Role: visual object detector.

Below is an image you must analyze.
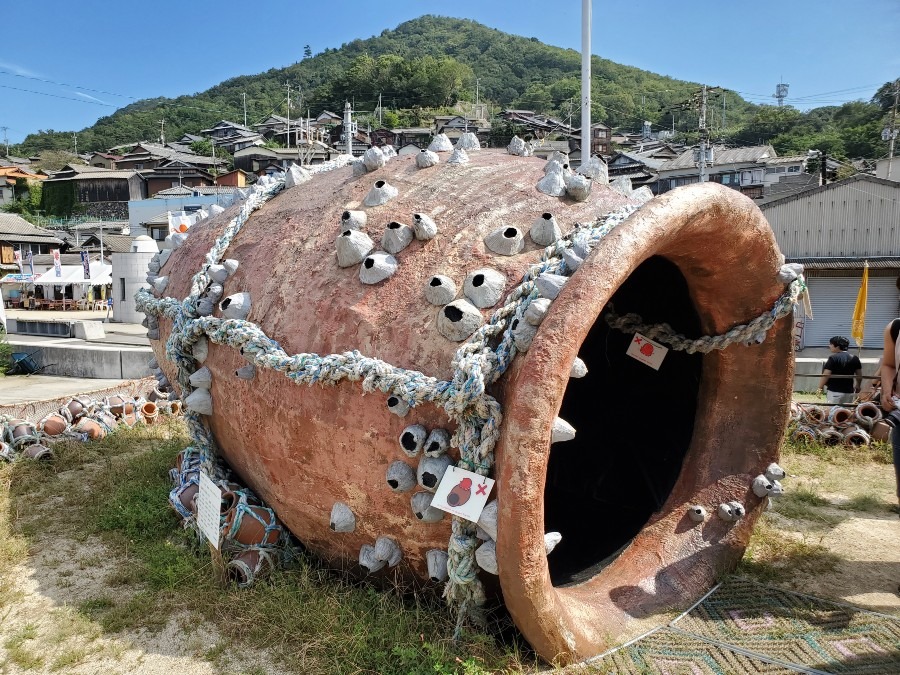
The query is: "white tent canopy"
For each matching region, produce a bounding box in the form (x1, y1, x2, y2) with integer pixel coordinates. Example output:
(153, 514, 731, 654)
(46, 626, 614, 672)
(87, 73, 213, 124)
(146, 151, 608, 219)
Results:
(33, 262, 112, 286)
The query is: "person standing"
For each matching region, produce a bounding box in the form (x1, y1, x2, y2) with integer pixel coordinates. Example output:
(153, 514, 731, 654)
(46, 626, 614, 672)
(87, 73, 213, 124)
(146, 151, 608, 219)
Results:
(817, 336, 862, 404)
(879, 315, 900, 515)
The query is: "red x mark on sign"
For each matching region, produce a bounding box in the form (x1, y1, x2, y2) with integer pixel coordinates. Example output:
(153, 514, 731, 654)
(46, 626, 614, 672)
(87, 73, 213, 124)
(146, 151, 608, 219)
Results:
(633, 336, 643, 344)
(476, 483, 487, 496)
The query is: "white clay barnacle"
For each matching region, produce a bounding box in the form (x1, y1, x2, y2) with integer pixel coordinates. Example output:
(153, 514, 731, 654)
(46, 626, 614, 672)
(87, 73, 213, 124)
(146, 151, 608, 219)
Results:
(425, 275, 457, 305)
(535, 273, 568, 300)
(544, 532, 562, 555)
(220, 292, 251, 320)
(507, 135, 527, 156)
(417, 454, 453, 492)
(381, 221, 414, 255)
(563, 248, 585, 272)
(341, 210, 367, 231)
(765, 463, 786, 481)
(530, 213, 562, 246)
(362, 146, 386, 172)
(577, 155, 608, 182)
(511, 315, 537, 351)
(477, 500, 498, 541)
(427, 133, 453, 152)
(336, 229, 375, 267)
(184, 389, 213, 416)
(437, 299, 483, 341)
(729, 501, 746, 518)
(285, 164, 311, 188)
(158, 250, 171, 268)
(564, 173, 592, 201)
(538, 169, 566, 197)
(205, 283, 223, 303)
(374, 536, 402, 567)
(475, 540, 498, 575)
(399, 424, 427, 457)
(386, 461, 417, 492)
(387, 396, 410, 417)
(426, 549, 449, 582)
(551, 417, 576, 443)
(423, 429, 450, 457)
(525, 298, 551, 326)
(222, 259, 239, 276)
(329, 502, 356, 532)
(416, 149, 440, 168)
(412, 213, 438, 240)
(235, 364, 256, 380)
(358, 544, 385, 573)
(455, 132, 481, 150)
(688, 505, 707, 522)
(193, 336, 209, 363)
(359, 252, 398, 284)
(447, 147, 469, 165)
(153, 276, 169, 294)
(463, 268, 506, 308)
(570, 357, 588, 378)
(188, 366, 212, 389)
(363, 180, 398, 207)
(610, 175, 633, 196)
(484, 226, 524, 256)
(411, 491, 444, 523)
(208, 264, 227, 283)
(147, 328, 160, 340)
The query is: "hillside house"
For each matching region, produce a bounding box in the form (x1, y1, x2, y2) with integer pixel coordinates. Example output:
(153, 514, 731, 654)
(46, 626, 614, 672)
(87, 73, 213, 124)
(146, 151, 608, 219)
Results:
(115, 143, 225, 172)
(145, 160, 216, 196)
(88, 152, 124, 169)
(41, 165, 148, 218)
(233, 144, 335, 173)
(761, 174, 900, 349)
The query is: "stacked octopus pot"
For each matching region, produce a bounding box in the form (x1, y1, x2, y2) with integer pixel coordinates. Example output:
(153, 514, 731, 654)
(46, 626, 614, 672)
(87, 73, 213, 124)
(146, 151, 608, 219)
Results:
(150, 151, 793, 664)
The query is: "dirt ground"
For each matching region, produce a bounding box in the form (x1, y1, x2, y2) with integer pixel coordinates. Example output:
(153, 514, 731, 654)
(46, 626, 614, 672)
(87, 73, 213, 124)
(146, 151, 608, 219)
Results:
(0, 440, 897, 674)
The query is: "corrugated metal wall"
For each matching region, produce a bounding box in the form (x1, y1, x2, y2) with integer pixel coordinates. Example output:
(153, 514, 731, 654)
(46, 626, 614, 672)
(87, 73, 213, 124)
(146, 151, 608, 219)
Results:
(763, 178, 900, 257)
(802, 276, 899, 349)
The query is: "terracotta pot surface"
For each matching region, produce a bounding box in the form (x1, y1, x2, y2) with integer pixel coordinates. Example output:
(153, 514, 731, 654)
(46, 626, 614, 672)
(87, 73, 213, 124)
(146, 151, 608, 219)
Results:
(74, 418, 105, 440)
(39, 414, 69, 437)
(152, 152, 791, 663)
(23, 444, 54, 461)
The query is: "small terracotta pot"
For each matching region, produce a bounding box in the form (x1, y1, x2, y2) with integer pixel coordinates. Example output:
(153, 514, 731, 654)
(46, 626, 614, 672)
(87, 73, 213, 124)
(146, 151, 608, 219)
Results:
(224, 504, 282, 546)
(8, 420, 38, 448)
(175, 473, 200, 513)
(39, 414, 69, 437)
(106, 396, 136, 418)
(63, 396, 94, 422)
(227, 547, 274, 588)
(169, 400, 182, 416)
(74, 417, 105, 440)
(0, 442, 13, 461)
(141, 401, 159, 424)
(23, 444, 54, 461)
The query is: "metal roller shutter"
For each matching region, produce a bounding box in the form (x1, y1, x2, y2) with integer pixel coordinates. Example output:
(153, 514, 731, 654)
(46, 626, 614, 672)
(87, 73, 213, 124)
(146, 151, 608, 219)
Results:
(803, 276, 900, 349)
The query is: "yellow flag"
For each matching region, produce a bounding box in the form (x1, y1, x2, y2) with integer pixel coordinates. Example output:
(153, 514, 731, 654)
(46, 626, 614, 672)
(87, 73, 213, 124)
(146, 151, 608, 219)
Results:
(851, 261, 868, 347)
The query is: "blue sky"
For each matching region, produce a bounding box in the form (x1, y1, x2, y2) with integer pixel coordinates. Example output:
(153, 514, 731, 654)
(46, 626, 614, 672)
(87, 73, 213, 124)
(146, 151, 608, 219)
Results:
(2, 0, 898, 146)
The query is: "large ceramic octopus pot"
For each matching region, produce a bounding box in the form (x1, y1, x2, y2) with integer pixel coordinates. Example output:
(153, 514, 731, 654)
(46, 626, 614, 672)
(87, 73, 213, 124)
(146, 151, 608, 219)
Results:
(152, 150, 793, 664)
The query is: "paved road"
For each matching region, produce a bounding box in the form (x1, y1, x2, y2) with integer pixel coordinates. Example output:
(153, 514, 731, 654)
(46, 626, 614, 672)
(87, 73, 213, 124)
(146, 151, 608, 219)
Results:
(0, 374, 128, 405)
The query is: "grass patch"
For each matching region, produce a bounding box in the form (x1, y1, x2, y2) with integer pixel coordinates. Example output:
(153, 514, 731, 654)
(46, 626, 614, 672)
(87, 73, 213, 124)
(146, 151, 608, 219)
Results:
(3, 419, 528, 674)
(3, 624, 44, 670)
(738, 517, 841, 584)
(769, 486, 844, 527)
(839, 493, 888, 513)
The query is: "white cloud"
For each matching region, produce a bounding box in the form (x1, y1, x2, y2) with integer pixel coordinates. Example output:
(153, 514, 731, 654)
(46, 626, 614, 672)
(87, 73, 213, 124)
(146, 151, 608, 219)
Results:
(75, 91, 109, 105)
(0, 61, 39, 77)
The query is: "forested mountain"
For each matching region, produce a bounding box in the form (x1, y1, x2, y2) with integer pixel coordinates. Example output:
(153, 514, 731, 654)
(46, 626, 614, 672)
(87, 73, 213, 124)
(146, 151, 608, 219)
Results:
(9, 16, 897, 163)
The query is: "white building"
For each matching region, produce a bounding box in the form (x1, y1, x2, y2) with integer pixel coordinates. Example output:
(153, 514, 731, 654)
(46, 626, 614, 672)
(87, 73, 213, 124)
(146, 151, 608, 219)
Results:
(111, 235, 158, 324)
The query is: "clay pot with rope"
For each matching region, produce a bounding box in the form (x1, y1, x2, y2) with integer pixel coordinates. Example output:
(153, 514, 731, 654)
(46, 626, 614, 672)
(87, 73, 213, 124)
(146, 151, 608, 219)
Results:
(141, 401, 159, 425)
(150, 153, 793, 663)
(38, 413, 69, 438)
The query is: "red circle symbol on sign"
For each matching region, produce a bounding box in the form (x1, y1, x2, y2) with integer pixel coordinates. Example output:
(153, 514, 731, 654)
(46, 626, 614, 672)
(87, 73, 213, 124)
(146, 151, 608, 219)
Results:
(640, 343, 654, 357)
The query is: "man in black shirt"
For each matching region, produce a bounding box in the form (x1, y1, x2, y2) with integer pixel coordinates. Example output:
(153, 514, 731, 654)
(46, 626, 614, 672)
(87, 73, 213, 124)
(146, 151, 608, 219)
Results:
(817, 335, 862, 404)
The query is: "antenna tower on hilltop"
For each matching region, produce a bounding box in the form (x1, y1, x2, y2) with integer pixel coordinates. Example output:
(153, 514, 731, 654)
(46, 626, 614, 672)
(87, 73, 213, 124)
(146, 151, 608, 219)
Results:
(773, 81, 789, 107)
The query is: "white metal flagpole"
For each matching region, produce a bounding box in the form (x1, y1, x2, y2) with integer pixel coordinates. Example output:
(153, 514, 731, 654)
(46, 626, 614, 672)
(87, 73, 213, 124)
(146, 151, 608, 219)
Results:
(581, 0, 592, 167)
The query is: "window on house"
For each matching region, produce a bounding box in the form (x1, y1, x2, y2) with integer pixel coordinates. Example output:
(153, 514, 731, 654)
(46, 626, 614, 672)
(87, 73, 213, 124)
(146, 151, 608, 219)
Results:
(776, 167, 786, 174)
(788, 165, 800, 173)
(721, 174, 731, 184)
(120, 277, 126, 301)
(151, 228, 166, 241)
(135, 163, 144, 169)
(765, 168, 777, 174)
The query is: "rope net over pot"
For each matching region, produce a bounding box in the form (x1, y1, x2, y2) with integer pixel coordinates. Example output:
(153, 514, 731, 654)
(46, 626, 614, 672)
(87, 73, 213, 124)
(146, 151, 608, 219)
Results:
(143, 151, 795, 664)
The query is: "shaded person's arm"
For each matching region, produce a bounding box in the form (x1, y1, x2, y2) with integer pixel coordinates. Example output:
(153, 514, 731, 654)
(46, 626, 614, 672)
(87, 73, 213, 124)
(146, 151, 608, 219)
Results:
(881, 323, 897, 410)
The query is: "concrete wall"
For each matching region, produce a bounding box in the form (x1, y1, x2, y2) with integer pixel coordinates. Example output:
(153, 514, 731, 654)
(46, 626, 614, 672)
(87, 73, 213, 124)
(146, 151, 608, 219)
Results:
(8, 338, 152, 379)
(111, 251, 155, 323)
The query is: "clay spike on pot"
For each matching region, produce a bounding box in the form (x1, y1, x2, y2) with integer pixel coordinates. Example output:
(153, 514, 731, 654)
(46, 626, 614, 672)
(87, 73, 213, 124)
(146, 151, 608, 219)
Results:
(475, 540, 498, 575)
(569, 357, 588, 378)
(550, 417, 576, 444)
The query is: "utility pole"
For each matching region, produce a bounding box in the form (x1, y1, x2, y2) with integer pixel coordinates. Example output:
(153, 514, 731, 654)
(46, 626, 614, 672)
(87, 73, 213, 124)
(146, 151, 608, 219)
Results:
(476, 77, 480, 108)
(286, 83, 291, 148)
(243, 92, 247, 128)
(344, 101, 354, 156)
(821, 152, 828, 186)
(722, 92, 726, 137)
(0, 126, 8, 157)
(159, 118, 166, 146)
(378, 93, 382, 126)
(883, 80, 899, 180)
(698, 85, 710, 182)
(580, 0, 591, 167)
(73, 133, 78, 156)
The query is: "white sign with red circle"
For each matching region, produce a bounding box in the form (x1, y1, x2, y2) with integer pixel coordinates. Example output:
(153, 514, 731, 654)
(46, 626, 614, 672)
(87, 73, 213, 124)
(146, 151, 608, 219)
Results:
(431, 466, 495, 524)
(626, 332, 669, 370)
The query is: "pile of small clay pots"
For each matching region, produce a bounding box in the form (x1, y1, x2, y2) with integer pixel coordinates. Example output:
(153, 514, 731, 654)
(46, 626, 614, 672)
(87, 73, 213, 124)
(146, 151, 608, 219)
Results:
(788, 400, 889, 447)
(0, 386, 182, 464)
(168, 446, 285, 588)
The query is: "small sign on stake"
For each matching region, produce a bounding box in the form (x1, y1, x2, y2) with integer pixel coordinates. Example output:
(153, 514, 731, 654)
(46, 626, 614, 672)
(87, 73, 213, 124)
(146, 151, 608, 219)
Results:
(196, 472, 222, 550)
(626, 332, 668, 370)
(431, 465, 495, 523)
